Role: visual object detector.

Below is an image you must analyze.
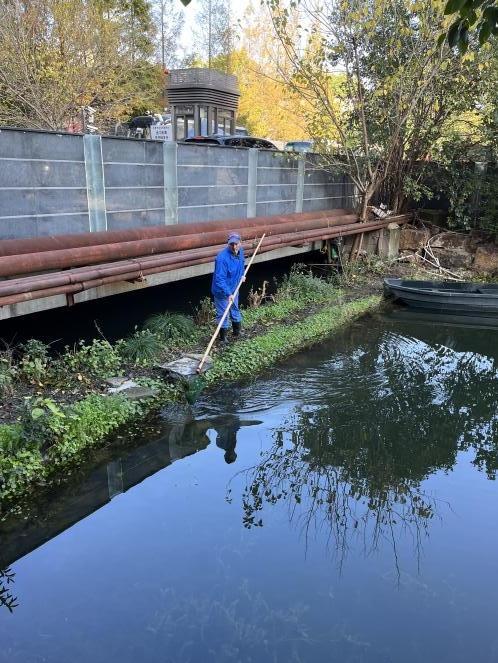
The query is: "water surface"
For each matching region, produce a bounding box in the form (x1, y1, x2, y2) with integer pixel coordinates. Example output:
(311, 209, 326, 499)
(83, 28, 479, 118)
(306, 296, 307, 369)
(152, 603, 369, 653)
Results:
(1, 310, 497, 662)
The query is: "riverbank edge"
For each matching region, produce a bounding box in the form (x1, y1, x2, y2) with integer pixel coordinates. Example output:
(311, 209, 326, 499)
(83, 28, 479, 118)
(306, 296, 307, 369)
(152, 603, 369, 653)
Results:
(0, 293, 381, 513)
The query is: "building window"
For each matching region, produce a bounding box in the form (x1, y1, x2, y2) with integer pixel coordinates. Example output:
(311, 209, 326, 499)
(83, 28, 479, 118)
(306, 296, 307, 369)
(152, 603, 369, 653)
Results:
(176, 116, 185, 140)
(217, 110, 233, 136)
(199, 106, 208, 135)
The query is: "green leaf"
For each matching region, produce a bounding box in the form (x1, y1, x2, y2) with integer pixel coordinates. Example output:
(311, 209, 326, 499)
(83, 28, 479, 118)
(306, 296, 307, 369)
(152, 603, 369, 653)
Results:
(459, 0, 474, 17)
(31, 408, 45, 420)
(458, 25, 470, 53)
(479, 20, 492, 44)
(482, 6, 498, 22)
(448, 19, 463, 46)
(444, 0, 468, 15)
(437, 32, 447, 47)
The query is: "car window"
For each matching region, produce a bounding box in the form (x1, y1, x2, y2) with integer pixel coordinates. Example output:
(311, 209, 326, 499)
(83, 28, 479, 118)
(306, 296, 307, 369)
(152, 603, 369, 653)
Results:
(224, 138, 243, 147)
(256, 139, 276, 150)
(184, 137, 220, 145)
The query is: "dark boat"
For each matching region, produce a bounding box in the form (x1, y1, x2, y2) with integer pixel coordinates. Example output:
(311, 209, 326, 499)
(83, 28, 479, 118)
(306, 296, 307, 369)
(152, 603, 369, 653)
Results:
(383, 278, 498, 316)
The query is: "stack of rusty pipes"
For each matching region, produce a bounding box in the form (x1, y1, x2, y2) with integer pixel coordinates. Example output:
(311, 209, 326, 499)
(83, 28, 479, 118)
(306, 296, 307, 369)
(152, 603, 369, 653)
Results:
(0, 210, 410, 308)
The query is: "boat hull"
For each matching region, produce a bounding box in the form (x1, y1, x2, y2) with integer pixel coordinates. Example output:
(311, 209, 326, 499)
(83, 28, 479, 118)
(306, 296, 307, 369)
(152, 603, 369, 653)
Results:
(383, 278, 498, 316)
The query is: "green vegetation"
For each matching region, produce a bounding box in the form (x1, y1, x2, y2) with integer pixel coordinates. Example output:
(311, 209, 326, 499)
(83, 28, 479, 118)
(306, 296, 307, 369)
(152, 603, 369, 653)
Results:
(0, 270, 381, 512)
(144, 312, 196, 341)
(206, 296, 380, 385)
(0, 394, 148, 504)
(63, 339, 123, 380)
(118, 329, 164, 366)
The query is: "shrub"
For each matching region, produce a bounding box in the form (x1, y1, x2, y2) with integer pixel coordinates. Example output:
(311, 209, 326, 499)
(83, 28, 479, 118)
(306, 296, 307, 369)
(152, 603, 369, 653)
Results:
(19, 396, 66, 449)
(144, 312, 195, 341)
(48, 393, 139, 465)
(19, 339, 50, 384)
(194, 297, 215, 326)
(276, 264, 333, 302)
(0, 350, 16, 398)
(247, 281, 273, 309)
(63, 339, 122, 379)
(118, 329, 163, 365)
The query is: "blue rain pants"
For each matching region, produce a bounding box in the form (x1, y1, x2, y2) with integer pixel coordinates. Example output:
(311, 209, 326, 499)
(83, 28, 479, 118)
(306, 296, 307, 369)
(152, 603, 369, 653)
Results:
(214, 293, 242, 329)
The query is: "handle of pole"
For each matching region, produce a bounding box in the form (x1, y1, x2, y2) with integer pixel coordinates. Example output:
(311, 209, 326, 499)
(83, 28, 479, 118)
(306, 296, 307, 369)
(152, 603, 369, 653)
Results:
(197, 234, 266, 373)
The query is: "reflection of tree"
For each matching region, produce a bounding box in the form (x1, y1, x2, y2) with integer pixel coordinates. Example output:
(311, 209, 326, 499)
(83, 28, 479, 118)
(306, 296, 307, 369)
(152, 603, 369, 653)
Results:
(0, 567, 18, 612)
(235, 324, 498, 570)
(238, 431, 439, 573)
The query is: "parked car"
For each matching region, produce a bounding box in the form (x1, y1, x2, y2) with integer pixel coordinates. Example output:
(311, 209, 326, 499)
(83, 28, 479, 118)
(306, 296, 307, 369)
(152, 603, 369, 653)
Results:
(184, 135, 277, 149)
(284, 140, 314, 153)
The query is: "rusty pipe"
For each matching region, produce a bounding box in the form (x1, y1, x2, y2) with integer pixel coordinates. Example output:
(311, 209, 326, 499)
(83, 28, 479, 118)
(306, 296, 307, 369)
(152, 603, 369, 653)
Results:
(0, 216, 410, 307)
(0, 214, 376, 296)
(0, 216, 409, 298)
(0, 209, 353, 257)
(0, 215, 359, 278)
(0, 245, 227, 297)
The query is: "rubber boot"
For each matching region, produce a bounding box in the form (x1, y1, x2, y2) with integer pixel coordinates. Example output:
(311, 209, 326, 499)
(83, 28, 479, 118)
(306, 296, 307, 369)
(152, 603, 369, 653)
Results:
(232, 321, 241, 338)
(218, 327, 229, 345)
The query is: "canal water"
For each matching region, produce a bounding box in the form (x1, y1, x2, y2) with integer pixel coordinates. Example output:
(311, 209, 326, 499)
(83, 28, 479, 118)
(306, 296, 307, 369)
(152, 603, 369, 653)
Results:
(1, 309, 497, 663)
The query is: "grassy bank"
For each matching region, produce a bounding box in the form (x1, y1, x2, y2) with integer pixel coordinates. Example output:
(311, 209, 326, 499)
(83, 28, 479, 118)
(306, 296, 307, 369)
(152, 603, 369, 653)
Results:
(0, 268, 380, 511)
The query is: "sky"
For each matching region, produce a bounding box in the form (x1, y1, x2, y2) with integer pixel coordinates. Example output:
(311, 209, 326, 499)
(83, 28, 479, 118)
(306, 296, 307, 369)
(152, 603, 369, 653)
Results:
(178, 0, 253, 53)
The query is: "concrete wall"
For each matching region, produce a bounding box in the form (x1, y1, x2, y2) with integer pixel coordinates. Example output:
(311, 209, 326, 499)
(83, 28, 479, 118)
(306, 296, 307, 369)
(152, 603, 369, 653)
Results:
(0, 127, 358, 239)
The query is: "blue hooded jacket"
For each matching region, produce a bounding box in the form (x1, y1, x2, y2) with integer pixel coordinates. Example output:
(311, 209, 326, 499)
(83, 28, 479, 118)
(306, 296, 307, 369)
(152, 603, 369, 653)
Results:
(211, 246, 245, 298)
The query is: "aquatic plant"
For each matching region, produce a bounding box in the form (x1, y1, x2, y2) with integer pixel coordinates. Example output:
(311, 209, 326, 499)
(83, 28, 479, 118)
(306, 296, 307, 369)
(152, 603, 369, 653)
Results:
(207, 296, 380, 385)
(19, 397, 66, 448)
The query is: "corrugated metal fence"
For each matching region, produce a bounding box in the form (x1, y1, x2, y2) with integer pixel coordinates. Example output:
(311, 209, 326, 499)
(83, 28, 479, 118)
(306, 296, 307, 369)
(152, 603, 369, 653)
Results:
(0, 127, 358, 239)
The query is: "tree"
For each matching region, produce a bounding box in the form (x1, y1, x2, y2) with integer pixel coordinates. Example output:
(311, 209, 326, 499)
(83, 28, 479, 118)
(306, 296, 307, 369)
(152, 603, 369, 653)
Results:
(265, 0, 491, 219)
(442, 0, 498, 51)
(0, 0, 164, 131)
(151, 0, 184, 68)
(193, 0, 234, 70)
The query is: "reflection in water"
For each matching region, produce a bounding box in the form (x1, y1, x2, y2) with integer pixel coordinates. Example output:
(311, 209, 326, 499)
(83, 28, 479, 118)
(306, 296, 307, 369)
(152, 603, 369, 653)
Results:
(0, 568, 17, 613)
(1, 313, 497, 662)
(237, 322, 498, 571)
(215, 415, 240, 464)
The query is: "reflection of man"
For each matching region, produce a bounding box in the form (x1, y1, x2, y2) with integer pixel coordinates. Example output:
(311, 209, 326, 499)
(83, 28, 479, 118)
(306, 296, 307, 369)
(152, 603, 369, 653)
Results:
(215, 415, 240, 464)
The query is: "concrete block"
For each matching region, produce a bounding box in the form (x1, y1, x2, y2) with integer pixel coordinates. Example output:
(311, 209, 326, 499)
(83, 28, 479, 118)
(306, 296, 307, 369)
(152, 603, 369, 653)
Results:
(399, 225, 430, 251)
(387, 223, 401, 258)
(0, 128, 83, 160)
(178, 165, 248, 187)
(257, 167, 297, 185)
(255, 200, 296, 216)
(178, 203, 247, 224)
(101, 137, 146, 164)
(178, 185, 247, 207)
(473, 244, 498, 274)
(256, 184, 297, 203)
(104, 163, 163, 188)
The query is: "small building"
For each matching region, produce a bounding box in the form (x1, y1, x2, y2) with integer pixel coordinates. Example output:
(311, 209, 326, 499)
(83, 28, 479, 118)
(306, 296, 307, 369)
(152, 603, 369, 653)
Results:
(166, 68, 240, 140)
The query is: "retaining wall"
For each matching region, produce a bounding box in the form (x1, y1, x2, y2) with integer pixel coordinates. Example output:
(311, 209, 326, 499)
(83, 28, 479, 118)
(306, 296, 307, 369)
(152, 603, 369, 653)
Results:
(0, 127, 358, 239)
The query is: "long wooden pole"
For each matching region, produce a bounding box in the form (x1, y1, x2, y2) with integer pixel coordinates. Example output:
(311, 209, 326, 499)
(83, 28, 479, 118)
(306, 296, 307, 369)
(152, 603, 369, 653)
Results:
(197, 234, 266, 373)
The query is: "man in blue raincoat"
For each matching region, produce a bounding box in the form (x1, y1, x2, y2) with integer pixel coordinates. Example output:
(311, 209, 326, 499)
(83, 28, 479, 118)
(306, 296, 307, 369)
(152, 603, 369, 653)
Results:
(211, 232, 245, 343)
